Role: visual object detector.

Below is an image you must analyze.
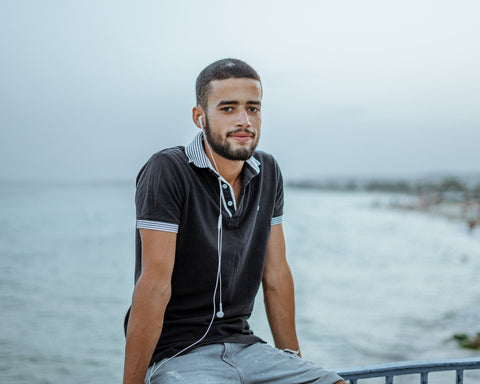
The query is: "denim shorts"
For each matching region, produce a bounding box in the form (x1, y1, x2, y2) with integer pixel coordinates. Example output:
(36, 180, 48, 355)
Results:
(145, 342, 343, 384)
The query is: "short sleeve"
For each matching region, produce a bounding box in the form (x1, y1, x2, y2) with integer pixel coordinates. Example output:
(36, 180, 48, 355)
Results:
(271, 160, 284, 226)
(135, 153, 183, 233)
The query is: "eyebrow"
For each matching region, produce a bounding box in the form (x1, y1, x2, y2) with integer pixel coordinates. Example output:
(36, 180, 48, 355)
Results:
(217, 100, 262, 107)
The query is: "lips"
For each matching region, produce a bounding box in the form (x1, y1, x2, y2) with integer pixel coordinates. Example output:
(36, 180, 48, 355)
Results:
(229, 132, 252, 142)
(227, 129, 255, 143)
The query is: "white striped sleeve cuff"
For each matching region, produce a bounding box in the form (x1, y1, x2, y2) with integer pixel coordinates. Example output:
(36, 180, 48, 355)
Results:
(136, 220, 179, 233)
(271, 216, 283, 226)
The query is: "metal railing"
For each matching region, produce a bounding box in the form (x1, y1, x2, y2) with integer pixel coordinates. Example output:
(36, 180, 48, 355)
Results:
(335, 357, 480, 384)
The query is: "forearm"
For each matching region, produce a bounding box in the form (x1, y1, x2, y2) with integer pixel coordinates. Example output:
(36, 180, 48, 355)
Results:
(263, 265, 300, 354)
(123, 276, 171, 384)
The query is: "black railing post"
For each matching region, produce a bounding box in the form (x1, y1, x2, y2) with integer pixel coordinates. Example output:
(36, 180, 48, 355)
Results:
(456, 369, 464, 384)
(420, 371, 428, 384)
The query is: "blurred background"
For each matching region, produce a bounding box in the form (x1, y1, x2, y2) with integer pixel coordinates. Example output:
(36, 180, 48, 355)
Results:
(1, 1, 479, 383)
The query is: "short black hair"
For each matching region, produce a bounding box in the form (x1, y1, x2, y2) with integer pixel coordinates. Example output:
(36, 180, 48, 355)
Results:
(196, 58, 261, 110)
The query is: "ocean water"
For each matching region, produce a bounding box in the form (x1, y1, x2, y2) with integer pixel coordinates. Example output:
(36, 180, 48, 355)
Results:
(0, 181, 479, 384)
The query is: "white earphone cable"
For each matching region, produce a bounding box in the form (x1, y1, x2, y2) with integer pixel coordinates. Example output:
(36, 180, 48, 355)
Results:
(146, 127, 225, 382)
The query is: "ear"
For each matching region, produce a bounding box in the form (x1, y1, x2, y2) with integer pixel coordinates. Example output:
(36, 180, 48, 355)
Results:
(192, 106, 204, 129)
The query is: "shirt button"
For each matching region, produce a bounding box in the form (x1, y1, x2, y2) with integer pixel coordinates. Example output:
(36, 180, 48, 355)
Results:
(227, 201, 233, 207)
(222, 184, 228, 189)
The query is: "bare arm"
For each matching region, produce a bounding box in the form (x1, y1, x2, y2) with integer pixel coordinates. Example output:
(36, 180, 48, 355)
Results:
(123, 229, 177, 384)
(262, 224, 301, 356)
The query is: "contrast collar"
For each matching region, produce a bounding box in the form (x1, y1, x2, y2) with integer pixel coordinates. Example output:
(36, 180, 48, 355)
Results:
(185, 131, 261, 175)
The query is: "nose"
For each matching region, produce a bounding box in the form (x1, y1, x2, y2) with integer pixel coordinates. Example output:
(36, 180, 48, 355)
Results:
(236, 108, 251, 127)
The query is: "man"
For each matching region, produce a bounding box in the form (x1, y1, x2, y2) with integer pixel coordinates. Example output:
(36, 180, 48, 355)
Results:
(123, 58, 345, 384)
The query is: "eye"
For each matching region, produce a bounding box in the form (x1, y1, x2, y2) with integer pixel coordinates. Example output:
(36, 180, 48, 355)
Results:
(248, 106, 260, 113)
(221, 106, 234, 112)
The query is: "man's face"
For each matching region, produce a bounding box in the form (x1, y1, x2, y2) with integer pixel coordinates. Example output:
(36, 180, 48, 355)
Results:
(203, 78, 262, 161)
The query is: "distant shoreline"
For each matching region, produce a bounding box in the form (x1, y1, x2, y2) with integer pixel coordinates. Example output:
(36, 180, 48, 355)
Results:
(387, 196, 480, 230)
(288, 176, 480, 230)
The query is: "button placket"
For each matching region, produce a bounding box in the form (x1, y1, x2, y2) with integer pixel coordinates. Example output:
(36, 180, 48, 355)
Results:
(220, 182, 236, 216)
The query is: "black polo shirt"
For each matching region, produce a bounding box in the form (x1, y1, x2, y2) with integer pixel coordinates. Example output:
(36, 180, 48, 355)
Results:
(125, 132, 284, 365)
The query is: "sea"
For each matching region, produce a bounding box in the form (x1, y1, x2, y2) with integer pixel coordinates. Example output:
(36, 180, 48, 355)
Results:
(1, 180, 479, 384)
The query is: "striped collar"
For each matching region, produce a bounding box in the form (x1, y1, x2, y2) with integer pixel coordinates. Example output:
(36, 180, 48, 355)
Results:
(185, 131, 261, 175)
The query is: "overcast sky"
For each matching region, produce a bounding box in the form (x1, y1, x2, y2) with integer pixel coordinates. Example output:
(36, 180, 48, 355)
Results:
(1, 0, 479, 182)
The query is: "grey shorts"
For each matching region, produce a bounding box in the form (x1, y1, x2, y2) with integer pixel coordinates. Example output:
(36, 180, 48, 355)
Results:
(145, 342, 343, 384)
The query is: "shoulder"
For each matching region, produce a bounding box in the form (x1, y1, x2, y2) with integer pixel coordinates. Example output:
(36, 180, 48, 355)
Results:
(141, 146, 187, 171)
(148, 146, 187, 166)
(252, 150, 282, 176)
(254, 150, 279, 165)
(136, 146, 187, 184)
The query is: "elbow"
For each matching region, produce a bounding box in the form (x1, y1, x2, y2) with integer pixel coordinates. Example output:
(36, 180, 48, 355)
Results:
(262, 274, 279, 295)
(154, 283, 172, 304)
(134, 272, 172, 305)
(263, 262, 292, 288)
(262, 264, 294, 301)
(262, 272, 284, 299)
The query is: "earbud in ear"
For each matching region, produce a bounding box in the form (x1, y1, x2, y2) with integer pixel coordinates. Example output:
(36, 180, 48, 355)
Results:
(199, 116, 204, 130)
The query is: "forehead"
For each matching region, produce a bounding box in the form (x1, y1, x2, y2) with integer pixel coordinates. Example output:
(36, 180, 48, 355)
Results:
(207, 78, 262, 105)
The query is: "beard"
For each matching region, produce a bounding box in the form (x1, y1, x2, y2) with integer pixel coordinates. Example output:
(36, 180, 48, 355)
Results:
(203, 116, 259, 161)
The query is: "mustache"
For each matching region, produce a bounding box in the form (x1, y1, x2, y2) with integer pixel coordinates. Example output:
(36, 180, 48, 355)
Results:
(227, 128, 257, 137)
